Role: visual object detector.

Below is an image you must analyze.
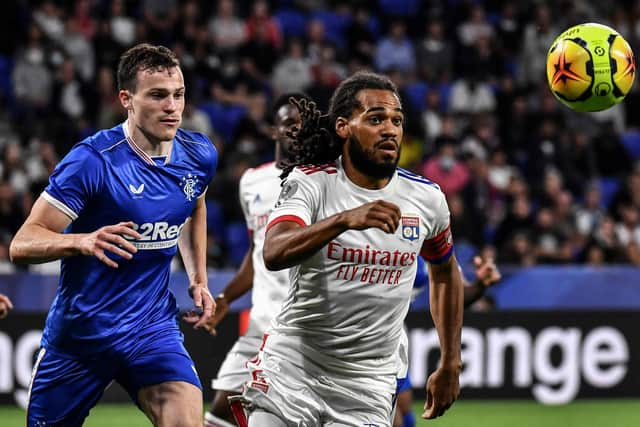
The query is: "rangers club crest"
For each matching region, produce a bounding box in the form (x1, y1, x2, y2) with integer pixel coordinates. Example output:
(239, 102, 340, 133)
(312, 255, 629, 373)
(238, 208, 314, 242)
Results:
(181, 173, 199, 201)
(401, 215, 420, 241)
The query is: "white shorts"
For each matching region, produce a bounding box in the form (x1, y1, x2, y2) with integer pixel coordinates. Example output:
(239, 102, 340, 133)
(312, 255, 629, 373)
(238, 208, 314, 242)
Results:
(211, 327, 263, 392)
(242, 335, 395, 427)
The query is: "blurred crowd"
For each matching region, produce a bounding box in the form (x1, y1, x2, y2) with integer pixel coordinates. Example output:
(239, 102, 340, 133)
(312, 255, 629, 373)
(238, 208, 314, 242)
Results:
(2, 0, 640, 272)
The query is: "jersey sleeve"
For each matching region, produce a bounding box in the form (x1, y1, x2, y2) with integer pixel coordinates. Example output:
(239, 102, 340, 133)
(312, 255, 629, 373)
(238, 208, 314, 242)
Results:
(266, 168, 319, 231)
(43, 143, 105, 220)
(199, 135, 219, 198)
(420, 190, 454, 264)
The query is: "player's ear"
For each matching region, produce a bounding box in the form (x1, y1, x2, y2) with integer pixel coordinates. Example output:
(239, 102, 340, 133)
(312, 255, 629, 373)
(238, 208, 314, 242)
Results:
(119, 89, 133, 111)
(335, 116, 350, 139)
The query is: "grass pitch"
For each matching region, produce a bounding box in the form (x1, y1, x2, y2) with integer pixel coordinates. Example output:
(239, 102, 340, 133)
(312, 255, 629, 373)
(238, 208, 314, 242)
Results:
(1, 399, 638, 426)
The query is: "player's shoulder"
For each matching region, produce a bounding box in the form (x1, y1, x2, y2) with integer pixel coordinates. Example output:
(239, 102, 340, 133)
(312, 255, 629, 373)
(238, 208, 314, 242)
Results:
(241, 161, 279, 184)
(290, 161, 338, 184)
(175, 128, 218, 163)
(396, 167, 443, 196)
(82, 124, 127, 154)
(63, 125, 124, 164)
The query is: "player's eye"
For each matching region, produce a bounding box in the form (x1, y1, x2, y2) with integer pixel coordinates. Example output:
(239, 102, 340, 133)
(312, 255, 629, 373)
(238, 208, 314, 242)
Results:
(392, 117, 403, 126)
(369, 116, 381, 124)
(174, 92, 184, 99)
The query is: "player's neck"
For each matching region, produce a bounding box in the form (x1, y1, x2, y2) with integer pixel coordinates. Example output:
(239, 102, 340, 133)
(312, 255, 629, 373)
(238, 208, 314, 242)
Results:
(125, 120, 172, 157)
(341, 156, 391, 190)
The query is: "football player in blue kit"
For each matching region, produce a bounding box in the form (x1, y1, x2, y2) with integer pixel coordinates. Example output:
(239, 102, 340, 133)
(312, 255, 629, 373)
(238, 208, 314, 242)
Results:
(10, 43, 218, 427)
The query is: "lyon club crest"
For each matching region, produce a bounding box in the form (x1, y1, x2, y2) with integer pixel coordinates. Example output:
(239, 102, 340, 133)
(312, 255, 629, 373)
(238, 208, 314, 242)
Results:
(181, 173, 199, 201)
(401, 215, 420, 241)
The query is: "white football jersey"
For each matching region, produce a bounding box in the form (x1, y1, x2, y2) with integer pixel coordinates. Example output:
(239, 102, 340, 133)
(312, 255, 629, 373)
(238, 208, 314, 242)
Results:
(238, 162, 291, 331)
(264, 157, 453, 377)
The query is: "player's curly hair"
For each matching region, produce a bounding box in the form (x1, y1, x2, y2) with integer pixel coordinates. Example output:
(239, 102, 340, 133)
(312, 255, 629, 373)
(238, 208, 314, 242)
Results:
(117, 43, 180, 92)
(280, 71, 400, 179)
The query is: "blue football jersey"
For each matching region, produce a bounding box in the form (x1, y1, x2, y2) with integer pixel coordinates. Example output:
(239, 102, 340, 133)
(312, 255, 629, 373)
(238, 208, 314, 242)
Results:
(41, 122, 218, 355)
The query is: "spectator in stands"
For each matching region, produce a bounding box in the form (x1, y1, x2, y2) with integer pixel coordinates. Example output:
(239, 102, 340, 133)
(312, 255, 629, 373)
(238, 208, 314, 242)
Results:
(209, 0, 246, 54)
(448, 71, 496, 115)
(518, 3, 557, 86)
(457, 4, 494, 48)
(574, 181, 607, 238)
(141, 0, 178, 45)
(245, 0, 282, 50)
(107, 0, 136, 49)
(60, 17, 95, 82)
(421, 142, 470, 196)
(12, 24, 53, 118)
(416, 19, 453, 83)
(0, 0, 639, 269)
(0, 180, 25, 239)
(345, 7, 377, 65)
(374, 20, 415, 73)
(272, 37, 313, 94)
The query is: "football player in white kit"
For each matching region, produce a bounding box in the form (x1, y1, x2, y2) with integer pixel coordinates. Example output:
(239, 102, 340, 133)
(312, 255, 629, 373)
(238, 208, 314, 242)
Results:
(241, 72, 465, 426)
(204, 93, 313, 427)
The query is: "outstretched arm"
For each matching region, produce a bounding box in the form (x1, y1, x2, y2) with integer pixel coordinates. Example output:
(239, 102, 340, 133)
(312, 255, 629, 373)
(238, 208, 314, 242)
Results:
(263, 200, 401, 270)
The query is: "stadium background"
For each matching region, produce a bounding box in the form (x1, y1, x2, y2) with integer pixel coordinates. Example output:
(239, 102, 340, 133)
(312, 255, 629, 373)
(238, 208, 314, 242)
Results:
(1, 0, 640, 425)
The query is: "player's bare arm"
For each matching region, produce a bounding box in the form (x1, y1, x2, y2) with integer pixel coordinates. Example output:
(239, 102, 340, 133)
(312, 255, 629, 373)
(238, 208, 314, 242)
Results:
(179, 195, 216, 329)
(9, 196, 142, 268)
(424, 254, 464, 420)
(263, 199, 401, 270)
(0, 294, 13, 319)
(204, 241, 255, 336)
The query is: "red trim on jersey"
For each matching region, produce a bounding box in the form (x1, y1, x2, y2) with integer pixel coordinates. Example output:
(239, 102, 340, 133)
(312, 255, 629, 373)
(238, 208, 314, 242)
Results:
(266, 215, 306, 232)
(421, 225, 454, 262)
(247, 229, 254, 239)
(298, 162, 337, 175)
(260, 333, 269, 351)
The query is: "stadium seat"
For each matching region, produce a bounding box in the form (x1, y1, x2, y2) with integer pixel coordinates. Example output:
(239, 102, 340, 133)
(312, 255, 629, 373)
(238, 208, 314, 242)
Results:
(311, 10, 352, 50)
(598, 177, 621, 209)
(377, 0, 420, 16)
(404, 81, 429, 111)
(0, 54, 14, 102)
(225, 221, 250, 267)
(621, 131, 640, 160)
(274, 9, 308, 38)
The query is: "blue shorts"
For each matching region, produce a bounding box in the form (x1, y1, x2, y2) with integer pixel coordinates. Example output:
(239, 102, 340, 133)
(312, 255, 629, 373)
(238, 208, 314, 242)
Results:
(396, 376, 412, 394)
(27, 326, 201, 427)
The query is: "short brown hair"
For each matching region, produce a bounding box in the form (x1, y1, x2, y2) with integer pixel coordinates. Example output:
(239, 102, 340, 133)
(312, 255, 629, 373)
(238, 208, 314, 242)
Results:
(117, 43, 180, 92)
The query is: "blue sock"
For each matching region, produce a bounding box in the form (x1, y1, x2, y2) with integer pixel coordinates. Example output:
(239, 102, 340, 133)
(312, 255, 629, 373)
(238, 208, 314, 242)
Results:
(402, 411, 416, 427)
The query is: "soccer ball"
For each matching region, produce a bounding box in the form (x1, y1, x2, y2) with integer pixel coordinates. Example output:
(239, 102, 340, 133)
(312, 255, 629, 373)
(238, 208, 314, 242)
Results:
(546, 23, 636, 112)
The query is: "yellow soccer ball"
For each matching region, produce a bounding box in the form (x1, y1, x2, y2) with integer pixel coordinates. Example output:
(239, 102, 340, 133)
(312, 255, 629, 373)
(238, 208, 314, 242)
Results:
(546, 23, 636, 112)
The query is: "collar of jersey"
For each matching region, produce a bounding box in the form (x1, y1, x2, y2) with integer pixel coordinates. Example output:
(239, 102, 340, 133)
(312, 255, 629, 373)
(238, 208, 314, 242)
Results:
(337, 155, 398, 195)
(122, 120, 172, 166)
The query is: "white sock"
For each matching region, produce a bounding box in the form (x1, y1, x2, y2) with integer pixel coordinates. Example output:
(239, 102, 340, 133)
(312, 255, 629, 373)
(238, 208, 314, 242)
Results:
(204, 411, 237, 427)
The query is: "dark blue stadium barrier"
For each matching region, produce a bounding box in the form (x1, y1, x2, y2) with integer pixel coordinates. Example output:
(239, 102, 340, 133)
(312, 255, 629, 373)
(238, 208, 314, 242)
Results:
(409, 265, 640, 311)
(1, 266, 640, 313)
